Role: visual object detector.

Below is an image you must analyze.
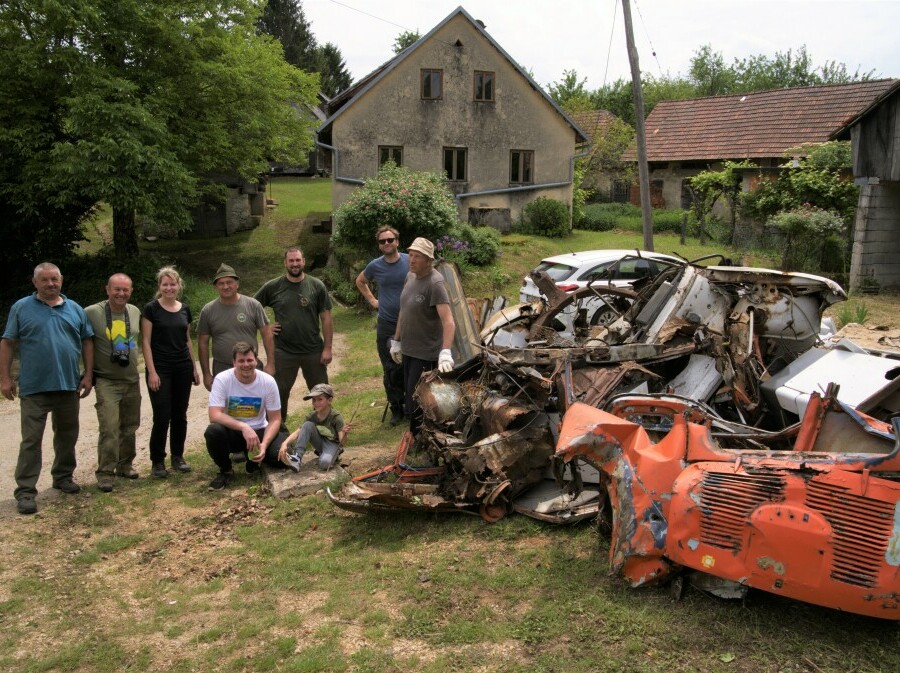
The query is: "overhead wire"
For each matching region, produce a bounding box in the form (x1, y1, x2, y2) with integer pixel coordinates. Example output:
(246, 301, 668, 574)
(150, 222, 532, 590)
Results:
(632, 0, 664, 75)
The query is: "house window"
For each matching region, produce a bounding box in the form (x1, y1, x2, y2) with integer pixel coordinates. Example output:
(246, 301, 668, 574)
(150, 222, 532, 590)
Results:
(379, 146, 403, 166)
(510, 150, 533, 184)
(443, 147, 467, 181)
(474, 71, 494, 101)
(421, 69, 442, 99)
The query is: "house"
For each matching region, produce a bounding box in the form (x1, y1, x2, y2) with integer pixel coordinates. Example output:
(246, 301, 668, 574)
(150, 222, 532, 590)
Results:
(626, 80, 899, 211)
(833, 80, 900, 291)
(316, 6, 587, 232)
(569, 108, 632, 202)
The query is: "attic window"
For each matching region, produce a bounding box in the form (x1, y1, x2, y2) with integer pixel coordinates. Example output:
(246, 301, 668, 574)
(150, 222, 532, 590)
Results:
(421, 69, 442, 100)
(454, 39, 463, 47)
(474, 71, 494, 101)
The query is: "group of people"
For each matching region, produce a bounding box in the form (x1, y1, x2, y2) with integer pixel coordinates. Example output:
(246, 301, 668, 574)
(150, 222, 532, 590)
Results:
(1, 232, 455, 515)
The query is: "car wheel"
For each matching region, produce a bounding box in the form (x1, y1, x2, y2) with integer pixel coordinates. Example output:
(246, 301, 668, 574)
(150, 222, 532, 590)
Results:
(590, 306, 618, 327)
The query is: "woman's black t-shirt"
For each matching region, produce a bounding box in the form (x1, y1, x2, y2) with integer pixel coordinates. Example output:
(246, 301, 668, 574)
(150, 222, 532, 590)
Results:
(143, 300, 194, 375)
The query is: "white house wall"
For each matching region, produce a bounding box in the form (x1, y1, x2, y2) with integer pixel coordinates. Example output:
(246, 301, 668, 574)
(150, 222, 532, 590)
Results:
(330, 14, 576, 223)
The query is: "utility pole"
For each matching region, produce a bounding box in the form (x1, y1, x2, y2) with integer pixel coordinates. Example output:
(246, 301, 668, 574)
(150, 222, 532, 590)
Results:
(621, 0, 654, 251)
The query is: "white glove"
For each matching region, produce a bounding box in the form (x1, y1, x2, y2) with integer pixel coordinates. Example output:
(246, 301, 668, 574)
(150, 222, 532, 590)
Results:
(389, 339, 403, 364)
(438, 348, 454, 373)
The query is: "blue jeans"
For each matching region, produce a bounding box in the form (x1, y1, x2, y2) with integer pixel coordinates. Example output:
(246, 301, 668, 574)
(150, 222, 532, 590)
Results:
(290, 421, 342, 470)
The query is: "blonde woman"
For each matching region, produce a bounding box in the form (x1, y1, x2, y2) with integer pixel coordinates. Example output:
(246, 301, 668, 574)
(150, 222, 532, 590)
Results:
(141, 267, 200, 477)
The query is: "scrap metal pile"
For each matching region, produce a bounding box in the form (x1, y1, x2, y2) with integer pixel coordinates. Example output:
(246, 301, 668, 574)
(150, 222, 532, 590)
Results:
(329, 257, 900, 619)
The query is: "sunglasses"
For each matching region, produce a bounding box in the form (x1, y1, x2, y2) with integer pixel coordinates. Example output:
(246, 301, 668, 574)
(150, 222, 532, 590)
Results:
(378, 237, 396, 244)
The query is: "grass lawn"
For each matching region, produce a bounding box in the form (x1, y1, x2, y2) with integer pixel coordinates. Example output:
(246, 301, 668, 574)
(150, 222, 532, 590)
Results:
(1, 179, 898, 673)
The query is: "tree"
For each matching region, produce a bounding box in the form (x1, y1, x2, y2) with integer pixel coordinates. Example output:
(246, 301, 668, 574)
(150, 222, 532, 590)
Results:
(392, 30, 421, 54)
(548, 69, 591, 109)
(258, 0, 321, 72)
(316, 42, 352, 96)
(1, 0, 319, 262)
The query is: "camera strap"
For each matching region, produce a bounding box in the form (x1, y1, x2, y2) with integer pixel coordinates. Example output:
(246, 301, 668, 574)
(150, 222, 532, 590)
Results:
(105, 300, 131, 356)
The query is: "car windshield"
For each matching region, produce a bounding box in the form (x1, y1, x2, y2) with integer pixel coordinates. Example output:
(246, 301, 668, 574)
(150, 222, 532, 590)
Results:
(535, 261, 578, 282)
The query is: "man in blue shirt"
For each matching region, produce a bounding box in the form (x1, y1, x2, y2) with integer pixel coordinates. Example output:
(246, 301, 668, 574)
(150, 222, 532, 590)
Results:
(355, 226, 409, 426)
(0, 263, 94, 515)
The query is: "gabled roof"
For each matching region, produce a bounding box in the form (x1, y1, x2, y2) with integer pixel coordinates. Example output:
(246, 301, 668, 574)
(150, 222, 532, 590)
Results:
(634, 79, 898, 162)
(832, 79, 900, 139)
(318, 5, 586, 143)
(569, 109, 623, 144)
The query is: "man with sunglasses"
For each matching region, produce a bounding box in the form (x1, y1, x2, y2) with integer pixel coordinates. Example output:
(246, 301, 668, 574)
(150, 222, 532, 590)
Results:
(355, 226, 409, 426)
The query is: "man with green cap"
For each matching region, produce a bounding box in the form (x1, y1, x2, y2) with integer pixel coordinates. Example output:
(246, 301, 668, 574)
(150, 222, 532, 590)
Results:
(197, 263, 275, 392)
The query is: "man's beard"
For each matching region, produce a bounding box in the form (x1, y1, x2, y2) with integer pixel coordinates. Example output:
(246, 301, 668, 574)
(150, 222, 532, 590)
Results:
(287, 266, 304, 278)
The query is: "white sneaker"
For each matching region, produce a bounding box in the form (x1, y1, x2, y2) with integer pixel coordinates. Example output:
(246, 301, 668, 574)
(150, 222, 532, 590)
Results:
(282, 452, 302, 473)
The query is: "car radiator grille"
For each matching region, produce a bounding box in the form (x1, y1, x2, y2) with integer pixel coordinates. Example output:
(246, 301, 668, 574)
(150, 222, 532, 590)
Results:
(806, 480, 894, 588)
(697, 472, 787, 550)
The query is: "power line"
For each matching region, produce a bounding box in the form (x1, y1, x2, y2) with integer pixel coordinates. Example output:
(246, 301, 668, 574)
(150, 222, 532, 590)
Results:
(633, 0, 663, 75)
(602, 0, 619, 88)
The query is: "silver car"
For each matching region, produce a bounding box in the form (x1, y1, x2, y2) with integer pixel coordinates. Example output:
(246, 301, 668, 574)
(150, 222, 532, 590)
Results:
(519, 249, 681, 331)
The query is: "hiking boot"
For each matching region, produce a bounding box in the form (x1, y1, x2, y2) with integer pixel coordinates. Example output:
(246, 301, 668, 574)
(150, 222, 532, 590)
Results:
(16, 495, 37, 515)
(151, 462, 169, 479)
(208, 471, 233, 490)
(115, 467, 139, 479)
(281, 450, 303, 473)
(171, 456, 192, 473)
(97, 477, 114, 493)
(53, 479, 81, 494)
(389, 408, 404, 427)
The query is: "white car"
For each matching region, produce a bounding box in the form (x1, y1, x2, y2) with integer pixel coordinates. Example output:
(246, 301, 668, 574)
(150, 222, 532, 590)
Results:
(519, 249, 682, 331)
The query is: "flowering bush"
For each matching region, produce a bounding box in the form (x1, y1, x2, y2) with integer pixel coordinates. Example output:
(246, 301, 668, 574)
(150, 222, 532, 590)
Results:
(434, 235, 470, 267)
(332, 162, 458, 249)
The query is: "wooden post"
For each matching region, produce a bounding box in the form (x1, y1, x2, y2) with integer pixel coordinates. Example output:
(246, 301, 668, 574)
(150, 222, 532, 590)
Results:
(622, 0, 654, 251)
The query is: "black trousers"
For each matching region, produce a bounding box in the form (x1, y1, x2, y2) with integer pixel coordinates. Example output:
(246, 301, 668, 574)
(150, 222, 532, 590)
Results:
(376, 320, 404, 412)
(147, 367, 194, 463)
(204, 423, 288, 472)
(403, 356, 437, 437)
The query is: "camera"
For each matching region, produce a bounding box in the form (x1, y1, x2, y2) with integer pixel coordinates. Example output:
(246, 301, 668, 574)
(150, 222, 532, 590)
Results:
(111, 349, 130, 367)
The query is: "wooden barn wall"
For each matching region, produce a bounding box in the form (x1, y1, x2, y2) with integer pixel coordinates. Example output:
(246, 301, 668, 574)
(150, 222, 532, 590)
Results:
(850, 182, 900, 291)
(851, 94, 900, 181)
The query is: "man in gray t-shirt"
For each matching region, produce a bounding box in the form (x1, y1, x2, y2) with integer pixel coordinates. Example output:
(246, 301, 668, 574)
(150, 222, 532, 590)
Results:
(390, 238, 455, 437)
(198, 263, 275, 390)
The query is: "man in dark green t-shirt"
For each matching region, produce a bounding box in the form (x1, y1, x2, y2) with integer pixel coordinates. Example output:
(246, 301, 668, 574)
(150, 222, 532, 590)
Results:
(254, 247, 333, 420)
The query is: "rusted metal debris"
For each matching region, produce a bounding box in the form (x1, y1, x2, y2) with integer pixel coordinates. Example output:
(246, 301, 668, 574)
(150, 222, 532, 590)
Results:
(327, 256, 900, 617)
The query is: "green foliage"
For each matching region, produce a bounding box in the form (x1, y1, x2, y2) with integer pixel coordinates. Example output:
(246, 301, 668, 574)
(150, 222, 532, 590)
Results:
(392, 30, 422, 53)
(332, 162, 459, 249)
(548, 69, 591, 109)
(576, 114, 635, 197)
(767, 205, 846, 272)
(318, 266, 359, 307)
(740, 142, 858, 227)
(0, 0, 320, 264)
(578, 203, 621, 232)
(518, 197, 571, 238)
(688, 160, 756, 244)
(836, 300, 869, 328)
(452, 224, 501, 266)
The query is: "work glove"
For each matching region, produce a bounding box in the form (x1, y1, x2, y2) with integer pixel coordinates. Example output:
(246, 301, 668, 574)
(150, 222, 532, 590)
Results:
(438, 348, 454, 373)
(389, 339, 403, 364)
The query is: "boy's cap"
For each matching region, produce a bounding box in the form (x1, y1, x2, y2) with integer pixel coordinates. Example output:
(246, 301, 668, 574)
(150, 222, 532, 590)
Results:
(213, 263, 239, 284)
(407, 237, 435, 260)
(303, 383, 334, 399)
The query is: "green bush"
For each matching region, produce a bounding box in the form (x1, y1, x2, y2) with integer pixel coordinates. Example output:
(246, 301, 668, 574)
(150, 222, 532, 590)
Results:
(518, 197, 570, 238)
(332, 162, 458, 249)
(578, 203, 619, 231)
(455, 224, 500, 266)
(317, 266, 359, 307)
(767, 205, 846, 272)
(652, 209, 689, 234)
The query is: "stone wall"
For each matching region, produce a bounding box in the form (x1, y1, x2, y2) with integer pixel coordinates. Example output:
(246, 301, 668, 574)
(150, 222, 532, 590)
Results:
(850, 182, 900, 291)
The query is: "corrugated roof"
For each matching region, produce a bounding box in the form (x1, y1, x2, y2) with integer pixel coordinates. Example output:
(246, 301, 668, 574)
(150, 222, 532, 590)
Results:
(629, 79, 898, 162)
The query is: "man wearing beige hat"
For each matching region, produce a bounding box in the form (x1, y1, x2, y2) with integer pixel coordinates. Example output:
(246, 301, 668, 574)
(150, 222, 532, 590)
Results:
(197, 263, 275, 392)
(390, 237, 455, 436)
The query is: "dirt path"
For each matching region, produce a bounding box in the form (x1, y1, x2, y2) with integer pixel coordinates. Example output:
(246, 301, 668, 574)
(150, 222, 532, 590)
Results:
(0, 334, 350, 518)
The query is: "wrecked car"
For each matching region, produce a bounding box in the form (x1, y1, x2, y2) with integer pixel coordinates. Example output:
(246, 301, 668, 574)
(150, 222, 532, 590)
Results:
(329, 253, 900, 617)
(554, 387, 900, 620)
